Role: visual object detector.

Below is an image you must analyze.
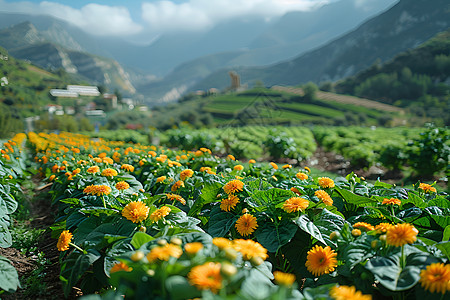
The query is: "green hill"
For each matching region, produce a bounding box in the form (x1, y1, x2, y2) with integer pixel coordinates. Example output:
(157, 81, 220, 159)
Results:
(147, 87, 405, 130)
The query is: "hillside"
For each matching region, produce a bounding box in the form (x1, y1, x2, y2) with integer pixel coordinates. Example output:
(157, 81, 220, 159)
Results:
(146, 87, 405, 130)
(193, 0, 450, 93)
(0, 22, 136, 94)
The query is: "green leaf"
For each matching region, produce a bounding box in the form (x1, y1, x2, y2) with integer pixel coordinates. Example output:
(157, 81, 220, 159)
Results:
(249, 188, 294, 208)
(313, 209, 347, 247)
(402, 192, 427, 209)
(0, 219, 12, 248)
(334, 187, 378, 207)
(295, 214, 326, 245)
(240, 266, 274, 300)
(165, 275, 200, 300)
(60, 249, 101, 297)
(0, 190, 17, 218)
(256, 220, 297, 252)
(0, 255, 19, 293)
(60, 198, 80, 205)
(208, 206, 238, 237)
(79, 207, 120, 217)
(131, 232, 154, 249)
(443, 225, 450, 242)
(436, 241, 450, 260)
(365, 251, 438, 291)
(188, 181, 222, 217)
(302, 283, 336, 300)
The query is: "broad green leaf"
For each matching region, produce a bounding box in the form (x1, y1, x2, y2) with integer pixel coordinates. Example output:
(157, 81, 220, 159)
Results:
(59, 198, 80, 205)
(0, 219, 12, 248)
(79, 207, 120, 217)
(313, 209, 347, 247)
(104, 239, 134, 277)
(334, 187, 378, 207)
(0, 255, 19, 293)
(0, 190, 17, 218)
(240, 266, 274, 300)
(295, 214, 326, 245)
(302, 283, 336, 300)
(188, 181, 222, 217)
(250, 188, 294, 208)
(256, 220, 297, 252)
(131, 232, 154, 249)
(436, 241, 450, 260)
(165, 275, 200, 300)
(402, 192, 427, 209)
(337, 234, 374, 277)
(208, 207, 238, 237)
(443, 225, 450, 242)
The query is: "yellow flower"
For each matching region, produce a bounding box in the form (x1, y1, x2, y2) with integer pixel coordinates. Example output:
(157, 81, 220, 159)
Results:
(353, 222, 375, 232)
(83, 184, 112, 196)
(166, 193, 186, 205)
(269, 162, 278, 169)
(220, 194, 239, 212)
(419, 183, 437, 193)
(282, 197, 309, 213)
(149, 206, 171, 222)
(223, 180, 244, 194)
(386, 223, 418, 247)
(110, 262, 132, 274)
(232, 239, 268, 261)
(296, 172, 308, 180)
(171, 180, 184, 192)
(235, 213, 258, 236)
(180, 169, 194, 181)
(122, 201, 149, 223)
(188, 262, 223, 294)
(248, 159, 256, 164)
(156, 175, 166, 183)
(115, 181, 130, 190)
(87, 166, 100, 174)
(374, 223, 393, 234)
(185, 242, 204, 255)
(352, 229, 361, 237)
(101, 168, 118, 177)
(305, 245, 338, 277)
(227, 154, 236, 161)
(147, 244, 183, 262)
(57, 230, 73, 251)
(382, 198, 401, 205)
(318, 177, 335, 188)
(304, 166, 311, 173)
(212, 237, 232, 250)
(315, 190, 333, 206)
(121, 164, 135, 172)
(273, 271, 296, 287)
(233, 164, 244, 171)
(329, 285, 372, 300)
(282, 164, 292, 169)
(419, 263, 450, 294)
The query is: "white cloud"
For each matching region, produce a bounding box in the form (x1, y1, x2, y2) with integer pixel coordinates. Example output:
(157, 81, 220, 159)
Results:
(142, 0, 328, 32)
(0, 1, 142, 36)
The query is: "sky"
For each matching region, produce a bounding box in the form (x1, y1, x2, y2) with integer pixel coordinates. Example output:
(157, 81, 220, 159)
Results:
(0, 0, 335, 38)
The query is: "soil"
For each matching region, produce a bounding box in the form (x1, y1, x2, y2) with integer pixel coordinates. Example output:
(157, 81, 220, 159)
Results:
(1, 177, 82, 300)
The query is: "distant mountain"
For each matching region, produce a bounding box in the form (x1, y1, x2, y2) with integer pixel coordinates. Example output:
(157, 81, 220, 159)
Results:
(0, 21, 136, 94)
(194, 0, 450, 91)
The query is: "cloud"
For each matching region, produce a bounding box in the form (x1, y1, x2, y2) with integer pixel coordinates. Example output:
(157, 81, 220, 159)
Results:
(0, 1, 142, 36)
(141, 0, 328, 32)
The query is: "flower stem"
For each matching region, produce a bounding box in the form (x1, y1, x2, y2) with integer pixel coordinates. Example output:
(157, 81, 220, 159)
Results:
(69, 242, 87, 254)
(400, 245, 405, 269)
(102, 196, 106, 208)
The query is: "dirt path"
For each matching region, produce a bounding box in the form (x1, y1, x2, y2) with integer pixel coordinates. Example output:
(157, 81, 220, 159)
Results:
(272, 86, 404, 113)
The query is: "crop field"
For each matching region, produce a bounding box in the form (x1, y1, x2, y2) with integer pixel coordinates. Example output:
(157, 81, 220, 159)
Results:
(0, 130, 448, 299)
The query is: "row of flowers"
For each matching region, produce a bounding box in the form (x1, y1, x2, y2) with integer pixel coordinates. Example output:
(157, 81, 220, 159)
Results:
(24, 131, 449, 299)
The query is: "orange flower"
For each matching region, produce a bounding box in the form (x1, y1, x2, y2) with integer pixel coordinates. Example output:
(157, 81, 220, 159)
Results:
(57, 230, 73, 251)
(171, 180, 184, 192)
(227, 154, 236, 161)
(419, 263, 450, 294)
(353, 222, 375, 232)
(110, 262, 132, 273)
(273, 271, 296, 286)
(382, 198, 401, 205)
(149, 206, 171, 222)
(223, 180, 244, 194)
(233, 164, 244, 171)
(296, 172, 308, 180)
(185, 242, 204, 255)
(188, 262, 223, 293)
(166, 193, 186, 205)
(290, 187, 302, 196)
(232, 239, 267, 261)
(180, 169, 194, 181)
(147, 244, 183, 262)
(269, 162, 278, 169)
(115, 181, 130, 190)
(315, 190, 333, 206)
(330, 285, 372, 300)
(386, 223, 418, 247)
(305, 245, 337, 277)
(375, 223, 393, 234)
(235, 213, 258, 236)
(220, 194, 239, 212)
(248, 159, 256, 164)
(156, 175, 167, 183)
(419, 183, 437, 193)
(101, 168, 118, 177)
(121, 164, 135, 172)
(83, 184, 112, 196)
(282, 197, 309, 213)
(122, 201, 149, 223)
(212, 237, 232, 250)
(282, 164, 292, 169)
(318, 177, 335, 188)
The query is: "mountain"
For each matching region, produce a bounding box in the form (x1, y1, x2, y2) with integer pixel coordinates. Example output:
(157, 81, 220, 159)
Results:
(193, 0, 450, 92)
(0, 21, 136, 94)
(136, 0, 398, 102)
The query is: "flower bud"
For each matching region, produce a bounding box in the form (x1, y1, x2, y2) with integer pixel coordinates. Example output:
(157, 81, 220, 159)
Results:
(330, 231, 341, 241)
(220, 263, 237, 278)
(131, 251, 145, 262)
(250, 256, 264, 267)
(352, 229, 361, 237)
(170, 237, 182, 246)
(139, 226, 146, 232)
(157, 239, 168, 246)
(224, 248, 238, 261)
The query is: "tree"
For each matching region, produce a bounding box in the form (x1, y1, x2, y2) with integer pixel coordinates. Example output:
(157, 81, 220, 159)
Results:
(303, 82, 318, 101)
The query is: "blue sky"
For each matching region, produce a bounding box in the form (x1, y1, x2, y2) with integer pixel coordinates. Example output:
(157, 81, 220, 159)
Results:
(0, 0, 366, 38)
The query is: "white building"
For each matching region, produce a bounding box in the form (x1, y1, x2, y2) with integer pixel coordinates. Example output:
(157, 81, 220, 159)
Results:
(67, 85, 100, 96)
